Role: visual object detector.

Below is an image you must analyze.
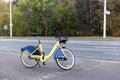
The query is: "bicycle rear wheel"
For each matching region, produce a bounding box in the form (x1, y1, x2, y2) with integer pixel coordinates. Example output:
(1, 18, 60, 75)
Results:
(55, 48, 75, 70)
(20, 50, 39, 68)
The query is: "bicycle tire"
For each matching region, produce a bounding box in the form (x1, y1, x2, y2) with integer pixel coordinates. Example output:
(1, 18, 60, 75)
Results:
(20, 50, 39, 68)
(55, 48, 75, 70)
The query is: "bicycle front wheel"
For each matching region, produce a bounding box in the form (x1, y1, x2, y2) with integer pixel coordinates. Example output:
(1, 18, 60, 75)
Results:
(20, 50, 39, 68)
(55, 48, 75, 70)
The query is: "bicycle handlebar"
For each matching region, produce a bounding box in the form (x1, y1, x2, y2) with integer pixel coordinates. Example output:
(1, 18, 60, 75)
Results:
(31, 33, 41, 44)
(32, 25, 68, 44)
(32, 33, 42, 36)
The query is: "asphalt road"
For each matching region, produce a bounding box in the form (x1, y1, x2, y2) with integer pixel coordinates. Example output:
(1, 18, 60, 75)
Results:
(0, 38, 120, 60)
(0, 38, 120, 80)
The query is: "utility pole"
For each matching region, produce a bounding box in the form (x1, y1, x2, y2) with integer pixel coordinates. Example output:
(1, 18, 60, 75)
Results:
(99, 0, 110, 39)
(103, 0, 107, 39)
(103, 0, 110, 39)
(9, 0, 12, 38)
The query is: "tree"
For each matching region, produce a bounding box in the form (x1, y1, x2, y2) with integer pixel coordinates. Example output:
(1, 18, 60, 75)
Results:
(111, 0, 120, 36)
(0, 1, 9, 36)
(75, 0, 103, 36)
(11, 0, 120, 36)
(12, 0, 78, 36)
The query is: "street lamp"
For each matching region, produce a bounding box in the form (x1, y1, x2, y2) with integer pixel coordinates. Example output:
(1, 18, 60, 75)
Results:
(103, 0, 107, 39)
(103, 0, 110, 39)
(9, 0, 18, 38)
(9, 0, 12, 38)
(98, 0, 110, 39)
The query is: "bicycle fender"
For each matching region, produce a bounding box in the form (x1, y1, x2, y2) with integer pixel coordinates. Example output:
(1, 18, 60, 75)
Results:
(21, 46, 36, 53)
(54, 48, 64, 59)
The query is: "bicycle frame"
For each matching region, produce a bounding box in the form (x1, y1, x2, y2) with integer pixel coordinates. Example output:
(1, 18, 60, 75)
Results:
(29, 41, 63, 62)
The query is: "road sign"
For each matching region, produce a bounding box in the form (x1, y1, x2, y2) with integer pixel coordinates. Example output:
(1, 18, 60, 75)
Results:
(4, 25, 8, 30)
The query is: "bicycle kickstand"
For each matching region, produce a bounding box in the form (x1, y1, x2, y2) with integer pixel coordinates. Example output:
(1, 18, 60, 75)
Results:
(38, 63, 41, 68)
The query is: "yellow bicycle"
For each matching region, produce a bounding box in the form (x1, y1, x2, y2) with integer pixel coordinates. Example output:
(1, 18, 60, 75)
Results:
(20, 33, 75, 70)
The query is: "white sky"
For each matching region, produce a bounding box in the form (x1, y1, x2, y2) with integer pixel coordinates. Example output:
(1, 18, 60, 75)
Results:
(4, 0, 13, 2)
(4, 0, 9, 2)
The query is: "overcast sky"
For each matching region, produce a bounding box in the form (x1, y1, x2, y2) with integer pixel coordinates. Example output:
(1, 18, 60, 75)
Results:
(1, 0, 9, 2)
(3, 0, 13, 2)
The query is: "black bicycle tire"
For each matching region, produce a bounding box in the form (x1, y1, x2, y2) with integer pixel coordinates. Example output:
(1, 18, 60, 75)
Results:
(55, 48, 75, 70)
(20, 50, 39, 68)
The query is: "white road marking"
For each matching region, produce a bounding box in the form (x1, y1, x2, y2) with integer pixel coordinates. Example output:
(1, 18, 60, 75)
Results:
(104, 52, 120, 55)
(94, 46, 118, 49)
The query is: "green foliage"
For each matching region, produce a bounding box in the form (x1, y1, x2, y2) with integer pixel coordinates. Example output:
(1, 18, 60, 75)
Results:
(0, 1, 9, 36)
(75, 0, 103, 36)
(111, 0, 120, 36)
(12, 0, 78, 36)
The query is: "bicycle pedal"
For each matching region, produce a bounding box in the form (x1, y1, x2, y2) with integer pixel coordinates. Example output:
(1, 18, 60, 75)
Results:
(43, 62, 46, 65)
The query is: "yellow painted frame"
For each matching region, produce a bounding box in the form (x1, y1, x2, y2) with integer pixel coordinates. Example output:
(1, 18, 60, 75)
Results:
(30, 41, 62, 62)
